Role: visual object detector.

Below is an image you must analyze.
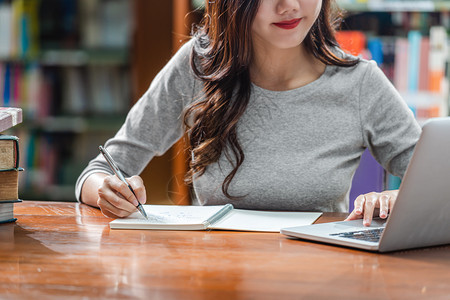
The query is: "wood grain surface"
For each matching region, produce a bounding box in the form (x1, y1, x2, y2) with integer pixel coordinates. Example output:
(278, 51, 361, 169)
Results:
(1, 201, 449, 299)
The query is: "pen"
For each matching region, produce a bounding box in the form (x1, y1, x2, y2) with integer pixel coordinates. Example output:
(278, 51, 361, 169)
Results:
(99, 145, 148, 220)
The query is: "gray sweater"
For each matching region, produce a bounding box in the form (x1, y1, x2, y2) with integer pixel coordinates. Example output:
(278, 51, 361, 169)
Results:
(75, 39, 421, 212)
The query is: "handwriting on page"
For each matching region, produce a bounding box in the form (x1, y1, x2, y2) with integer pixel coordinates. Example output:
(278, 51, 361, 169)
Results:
(130, 206, 220, 224)
(143, 211, 204, 223)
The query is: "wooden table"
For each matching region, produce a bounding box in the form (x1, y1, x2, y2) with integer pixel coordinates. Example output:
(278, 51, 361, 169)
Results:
(1, 201, 449, 299)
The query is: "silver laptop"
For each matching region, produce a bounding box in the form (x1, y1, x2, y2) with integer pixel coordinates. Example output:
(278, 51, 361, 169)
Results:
(281, 117, 450, 252)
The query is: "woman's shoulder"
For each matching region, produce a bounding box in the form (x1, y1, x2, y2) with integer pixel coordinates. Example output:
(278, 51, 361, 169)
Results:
(329, 47, 379, 79)
(156, 37, 199, 86)
(167, 37, 195, 69)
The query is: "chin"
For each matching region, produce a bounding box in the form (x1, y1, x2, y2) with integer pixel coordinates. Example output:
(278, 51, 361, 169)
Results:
(272, 39, 305, 50)
(269, 33, 307, 49)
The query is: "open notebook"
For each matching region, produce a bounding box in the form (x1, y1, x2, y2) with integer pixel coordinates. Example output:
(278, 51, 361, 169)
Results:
(109, 204, 322, 232)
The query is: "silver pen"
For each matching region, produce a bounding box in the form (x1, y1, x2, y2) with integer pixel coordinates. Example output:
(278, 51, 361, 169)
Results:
(99, 145, 148, 220)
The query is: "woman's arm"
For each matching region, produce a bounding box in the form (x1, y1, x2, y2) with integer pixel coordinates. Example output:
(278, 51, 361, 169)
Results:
(348, 61, 420, 226)
(80, 173, 107, 207)
(75, 39, 199, 210)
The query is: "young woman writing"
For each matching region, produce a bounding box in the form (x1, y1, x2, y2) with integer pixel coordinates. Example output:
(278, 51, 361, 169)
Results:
(76, 0, 421, 226)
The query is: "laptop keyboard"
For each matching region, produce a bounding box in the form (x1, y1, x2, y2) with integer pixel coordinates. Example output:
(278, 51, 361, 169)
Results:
(330, 228, 384, 243)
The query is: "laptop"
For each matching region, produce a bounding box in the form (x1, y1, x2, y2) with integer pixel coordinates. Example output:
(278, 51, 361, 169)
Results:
(281, 117, 450, 252)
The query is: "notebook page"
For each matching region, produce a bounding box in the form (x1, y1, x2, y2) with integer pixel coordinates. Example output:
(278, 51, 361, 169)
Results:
(210, 209, 322, 232)
(110, 205, 229, 229)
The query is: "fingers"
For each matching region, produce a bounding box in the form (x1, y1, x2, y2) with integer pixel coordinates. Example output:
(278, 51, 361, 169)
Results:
(97, 175, 146, 218)
(98, 196, 135, 218)
(127, 176, 147, 205)
(345, 190, 399, 226)
(344, 194, 365, 221)
(379, 194, 390, 219)
(106, 175, 139, 206)
(389, 190, 398, 211)
(362, 193, 378, 227)
(379, 190, 398, 219)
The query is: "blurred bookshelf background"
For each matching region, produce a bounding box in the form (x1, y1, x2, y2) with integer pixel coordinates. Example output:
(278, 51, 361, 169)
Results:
(0, 0, 196, 202)
(0, 0, 133, 201)
(333, 0, 450, 194)
(1, 0, 450, 203)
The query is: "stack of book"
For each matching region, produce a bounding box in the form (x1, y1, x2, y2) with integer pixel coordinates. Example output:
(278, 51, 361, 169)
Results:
(0, 107, 23, 224)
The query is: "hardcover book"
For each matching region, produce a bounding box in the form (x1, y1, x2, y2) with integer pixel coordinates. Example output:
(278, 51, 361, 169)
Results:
(0, 135, 19, 170)
(0, 170, 19, 201)
(110, 204, 322, 232)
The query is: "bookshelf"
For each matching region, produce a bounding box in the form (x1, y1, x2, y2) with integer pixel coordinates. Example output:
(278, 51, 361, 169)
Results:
(336, 0, 450, 193)
(337, 0, 450, 12)
(338, 1, 449, 122)
(0, 0, 134, 201)
(1, 0, 196, 203)
(0, 0, 133, 201)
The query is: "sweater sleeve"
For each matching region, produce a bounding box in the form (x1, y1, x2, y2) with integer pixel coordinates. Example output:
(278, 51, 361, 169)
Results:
(358, 60, 421, 178)
(75, 39, 198, 202)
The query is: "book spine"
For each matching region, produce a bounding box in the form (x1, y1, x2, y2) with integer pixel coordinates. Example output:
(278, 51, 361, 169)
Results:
(0, 169, 19, 200)
(3, 63, 11, 106)
(0, 135, 19, 170)
(429, 26, 447, 94)
(0, 2, 13, 58)
(407, 31, 421, 93)
(0, 63, 3, 106)
(335, 30, 367, 57)
(418, 37, 430, 92)
(394, 38, 409, 93)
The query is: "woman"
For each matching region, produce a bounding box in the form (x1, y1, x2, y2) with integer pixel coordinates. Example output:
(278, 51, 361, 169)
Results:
(76, 0, 420, 226)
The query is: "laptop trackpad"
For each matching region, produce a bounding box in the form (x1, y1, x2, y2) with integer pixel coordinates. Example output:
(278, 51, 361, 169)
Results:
(324, 218, 387, 235)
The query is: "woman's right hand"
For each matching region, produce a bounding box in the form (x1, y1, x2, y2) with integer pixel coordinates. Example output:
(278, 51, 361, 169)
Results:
(97, 175, 147, 218)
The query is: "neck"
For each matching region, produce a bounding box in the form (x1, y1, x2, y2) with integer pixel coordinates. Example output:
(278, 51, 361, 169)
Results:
(250, 44, 325, 91)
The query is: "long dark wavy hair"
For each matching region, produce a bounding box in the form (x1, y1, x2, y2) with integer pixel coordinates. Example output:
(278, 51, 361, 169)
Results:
(184, 0, 359, 199)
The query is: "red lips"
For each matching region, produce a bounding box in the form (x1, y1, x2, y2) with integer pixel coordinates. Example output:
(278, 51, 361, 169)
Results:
(273, 18, 302, 30)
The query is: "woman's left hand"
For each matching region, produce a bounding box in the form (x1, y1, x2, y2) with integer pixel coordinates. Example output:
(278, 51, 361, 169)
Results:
(345, 190, 399, 226)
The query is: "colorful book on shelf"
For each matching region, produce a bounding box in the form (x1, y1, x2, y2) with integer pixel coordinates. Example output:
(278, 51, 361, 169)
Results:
(381, 37, 396, 82)
(0, 63, 3, 103)
(12, 0, 39, 58)
(407, 31, 421, 93)
(335, 30, 366, 57)
(110, 204, 323, 232)
(418, 37, 430, 91)
(0, 2, 13, 58)
(429, 26, 447, 93)
(0, 107, 22, 132)
(2, 63, 11, 105)
(394, 38, 409, 93)
(367, 37, 383, 65)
